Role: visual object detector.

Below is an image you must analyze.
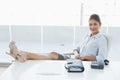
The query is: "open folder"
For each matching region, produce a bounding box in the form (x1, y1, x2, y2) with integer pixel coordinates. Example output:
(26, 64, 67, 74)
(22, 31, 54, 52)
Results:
(0, 59, 12, 67)
(0, 62, 11, 67)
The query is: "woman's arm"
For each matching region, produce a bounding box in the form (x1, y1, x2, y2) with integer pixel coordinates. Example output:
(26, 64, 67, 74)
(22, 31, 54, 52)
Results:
(80, 56, 96, 61)
(75, 55, 96, 61)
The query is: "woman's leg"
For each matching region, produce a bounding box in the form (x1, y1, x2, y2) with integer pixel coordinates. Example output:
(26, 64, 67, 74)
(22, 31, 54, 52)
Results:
(22, 51, 59, 60)
(8, 41, 59, 62)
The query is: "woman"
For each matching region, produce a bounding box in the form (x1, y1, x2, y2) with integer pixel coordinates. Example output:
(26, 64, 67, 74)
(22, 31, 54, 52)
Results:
(7, 14, 107, 62)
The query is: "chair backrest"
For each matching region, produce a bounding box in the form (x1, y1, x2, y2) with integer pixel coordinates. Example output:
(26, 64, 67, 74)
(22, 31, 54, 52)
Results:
(103, 34, 111, 59)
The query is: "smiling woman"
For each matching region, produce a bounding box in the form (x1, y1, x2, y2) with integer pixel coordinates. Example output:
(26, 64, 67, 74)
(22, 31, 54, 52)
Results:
(6, 14, 107, 63)
(89, 14, 101, 36)
(75, 14, 107, 61)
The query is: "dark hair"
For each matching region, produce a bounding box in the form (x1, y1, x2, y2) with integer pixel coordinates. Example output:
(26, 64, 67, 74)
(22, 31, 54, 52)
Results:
(89, 14, 101, 24)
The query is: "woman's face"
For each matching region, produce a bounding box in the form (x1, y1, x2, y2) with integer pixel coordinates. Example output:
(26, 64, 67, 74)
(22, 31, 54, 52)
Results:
(89, 19, 101, 34)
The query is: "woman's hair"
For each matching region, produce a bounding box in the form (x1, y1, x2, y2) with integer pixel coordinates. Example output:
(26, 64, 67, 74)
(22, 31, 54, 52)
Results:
(89, 14, 101, 24)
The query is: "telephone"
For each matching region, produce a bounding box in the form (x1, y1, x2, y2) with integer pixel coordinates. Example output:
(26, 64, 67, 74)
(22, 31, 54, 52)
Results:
(91, 60, 105, 69)
(65, 59, 84, 72)
(91, 59, 109, 69)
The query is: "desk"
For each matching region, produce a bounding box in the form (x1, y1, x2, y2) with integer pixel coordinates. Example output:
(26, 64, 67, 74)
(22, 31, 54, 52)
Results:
(0, 60, 120, 80)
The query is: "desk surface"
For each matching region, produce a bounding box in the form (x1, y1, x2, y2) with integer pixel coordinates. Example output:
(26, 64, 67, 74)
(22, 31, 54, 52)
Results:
(0, 60, 120, 80)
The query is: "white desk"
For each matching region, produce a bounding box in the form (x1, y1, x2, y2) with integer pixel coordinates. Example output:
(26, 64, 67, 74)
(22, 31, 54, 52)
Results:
(0, 60, 120, 80)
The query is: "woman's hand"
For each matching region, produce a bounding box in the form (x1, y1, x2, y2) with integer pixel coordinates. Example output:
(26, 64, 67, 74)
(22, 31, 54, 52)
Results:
(73, 50, 79, 56)
(75, 55, 80, 59)
(75, 55, 85, 60)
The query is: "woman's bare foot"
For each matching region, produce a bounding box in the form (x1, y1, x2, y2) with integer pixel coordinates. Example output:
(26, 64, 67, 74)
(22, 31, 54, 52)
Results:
(6, 52, 18, 60)
(9, 41, 18, 56)
(16, 51, 27, 62)
(8, 41, 27, 62)
(6, 41, 18, 60)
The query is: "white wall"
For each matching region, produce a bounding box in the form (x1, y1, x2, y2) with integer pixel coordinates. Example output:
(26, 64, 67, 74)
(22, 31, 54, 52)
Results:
(0, 0, 120, 26)
(0, 0, 81, 26)
(0, 26, 12, 61)
(108, 27, 120, 61)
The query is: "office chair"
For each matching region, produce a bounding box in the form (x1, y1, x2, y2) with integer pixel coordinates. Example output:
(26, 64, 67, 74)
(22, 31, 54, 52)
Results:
(103, 33, 111, 65)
